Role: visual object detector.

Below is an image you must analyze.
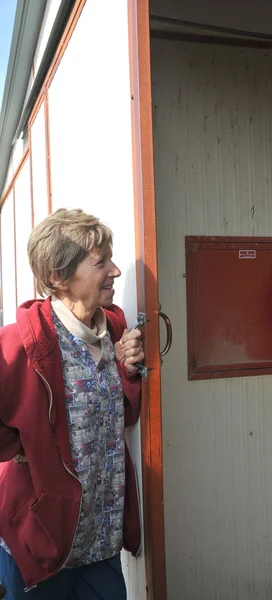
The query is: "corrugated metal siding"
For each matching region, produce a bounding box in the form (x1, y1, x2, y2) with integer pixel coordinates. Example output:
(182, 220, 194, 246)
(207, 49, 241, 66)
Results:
(152, 40, 272, 599)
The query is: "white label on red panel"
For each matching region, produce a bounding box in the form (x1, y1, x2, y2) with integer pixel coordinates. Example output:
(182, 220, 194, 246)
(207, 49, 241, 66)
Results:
(239, 250, 256, 259)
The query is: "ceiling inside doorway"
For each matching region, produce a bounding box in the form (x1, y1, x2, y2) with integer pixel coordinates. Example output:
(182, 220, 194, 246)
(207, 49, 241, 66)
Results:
(150, 0, 272, 40)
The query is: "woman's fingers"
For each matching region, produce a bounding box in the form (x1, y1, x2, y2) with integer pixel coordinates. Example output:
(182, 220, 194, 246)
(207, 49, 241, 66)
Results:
(115, 328, 145, 373)
(121, 329, 141, 346)
(125, 349, 145, 365)
(123, 343, 143, 358)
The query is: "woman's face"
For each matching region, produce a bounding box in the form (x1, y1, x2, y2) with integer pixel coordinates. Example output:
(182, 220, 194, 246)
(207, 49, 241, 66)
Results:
(55, 245, 121, 315)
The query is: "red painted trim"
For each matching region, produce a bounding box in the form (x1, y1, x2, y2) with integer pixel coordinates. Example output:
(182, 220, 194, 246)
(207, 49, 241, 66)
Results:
(28, 92, 44, 129)
(189, 367, 272, 380)
(0, 148, 29, 208)
(13, 186, 18, 309)
(186, 235, 272, 245)
(44, 90, 52, 214)
(129, 1, 167, 598)
(28, 125, 36, 298)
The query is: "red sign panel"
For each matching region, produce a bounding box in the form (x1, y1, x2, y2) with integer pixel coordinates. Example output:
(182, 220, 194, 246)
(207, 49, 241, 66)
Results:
(186, 236, 272, 380)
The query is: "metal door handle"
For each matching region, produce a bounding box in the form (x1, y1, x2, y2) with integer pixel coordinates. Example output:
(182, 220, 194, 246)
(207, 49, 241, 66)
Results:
(159, 310, 172, 357)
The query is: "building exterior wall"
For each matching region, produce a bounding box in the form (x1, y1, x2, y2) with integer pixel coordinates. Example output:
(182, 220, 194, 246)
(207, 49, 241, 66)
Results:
(2, 0, 63, 192)
(30, 101, 50, 227)
(0, 2, 146, 597)
(13, 156, 34, 305)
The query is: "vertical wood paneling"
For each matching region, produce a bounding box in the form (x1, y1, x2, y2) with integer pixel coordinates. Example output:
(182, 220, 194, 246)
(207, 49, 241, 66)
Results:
(152, 40, 272, 599)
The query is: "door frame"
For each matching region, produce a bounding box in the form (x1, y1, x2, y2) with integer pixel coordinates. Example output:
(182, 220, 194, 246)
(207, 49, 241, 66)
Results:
(128, 2, 167, 599)
(1, 0, 167, 595)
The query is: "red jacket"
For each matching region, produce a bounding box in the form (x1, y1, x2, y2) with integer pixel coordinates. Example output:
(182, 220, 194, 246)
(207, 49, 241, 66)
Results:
(0, 298, 141, 589)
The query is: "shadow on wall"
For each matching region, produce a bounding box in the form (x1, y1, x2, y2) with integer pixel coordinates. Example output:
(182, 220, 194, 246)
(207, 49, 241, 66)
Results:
(121, 260, 144, 547)
(120, 262, 138, 329)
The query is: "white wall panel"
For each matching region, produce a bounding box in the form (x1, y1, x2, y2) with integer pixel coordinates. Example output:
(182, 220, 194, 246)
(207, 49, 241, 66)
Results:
(152, 40, 272, 600)
(48, 0, 137, 318)
(3, 0, 62, 192)
(2, 140, 25, 192)
(30, 102, 49, 226)
(2, 162, 14, 196)
(47, 2, 145, 598)
(1, 193, 16, 324)
(14, 157, 34, 305)
(11, 139, 25, 178)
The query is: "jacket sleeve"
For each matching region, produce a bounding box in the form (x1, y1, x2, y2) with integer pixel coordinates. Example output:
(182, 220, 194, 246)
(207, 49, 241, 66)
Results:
(0, 325, 25, 461)
(0, 359, 23, 461)
(0, 422, 22, 462)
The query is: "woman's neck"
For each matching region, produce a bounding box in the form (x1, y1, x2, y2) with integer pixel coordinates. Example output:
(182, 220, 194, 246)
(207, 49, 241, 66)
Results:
(55, 295, 95, 327)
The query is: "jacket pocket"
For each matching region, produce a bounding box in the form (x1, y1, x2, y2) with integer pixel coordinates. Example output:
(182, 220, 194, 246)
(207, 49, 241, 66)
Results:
(12, 493, 63, 567)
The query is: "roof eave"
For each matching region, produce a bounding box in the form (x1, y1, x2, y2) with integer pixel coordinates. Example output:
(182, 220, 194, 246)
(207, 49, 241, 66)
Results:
(0, 0, 47, 199)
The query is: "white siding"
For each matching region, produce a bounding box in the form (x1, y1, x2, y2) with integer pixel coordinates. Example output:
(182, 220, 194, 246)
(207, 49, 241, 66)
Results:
(2, 140, 25, 195)
(2, 161, 14, 196)
(3, 0, 63, 190)
(0, 3, 145, 597)
(12, 139, 25, 177)
(30, 102, 49, 227)
(1, 192, 16, 324)
(152, 40, 272, 599)
(14, 157, 34, 305)
(47, 2, 145, 597)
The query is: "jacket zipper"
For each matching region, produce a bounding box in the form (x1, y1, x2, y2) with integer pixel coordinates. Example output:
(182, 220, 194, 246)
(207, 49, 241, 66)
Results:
(35, 369, 53, 424)
(25, 370, 83, 591)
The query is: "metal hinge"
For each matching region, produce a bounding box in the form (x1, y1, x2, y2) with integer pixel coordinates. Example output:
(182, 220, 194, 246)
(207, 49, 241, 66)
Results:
(136, 364, 149, 378)
(136, 312, 147, 327)
(133, 312, 148, 377)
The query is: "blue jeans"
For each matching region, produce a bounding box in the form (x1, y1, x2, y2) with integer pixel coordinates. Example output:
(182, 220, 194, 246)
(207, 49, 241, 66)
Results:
(0, 548, 126, 599)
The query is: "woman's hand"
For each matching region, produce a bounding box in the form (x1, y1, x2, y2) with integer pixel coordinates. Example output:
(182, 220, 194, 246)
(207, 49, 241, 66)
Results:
(115, 329, 145, 373)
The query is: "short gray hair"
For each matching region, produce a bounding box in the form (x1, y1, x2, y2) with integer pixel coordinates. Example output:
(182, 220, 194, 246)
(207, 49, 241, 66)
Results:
(27, 208, 113, 297)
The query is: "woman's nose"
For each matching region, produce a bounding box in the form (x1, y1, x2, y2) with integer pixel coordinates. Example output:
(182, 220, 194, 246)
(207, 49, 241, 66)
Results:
(109, 262, 121, 278)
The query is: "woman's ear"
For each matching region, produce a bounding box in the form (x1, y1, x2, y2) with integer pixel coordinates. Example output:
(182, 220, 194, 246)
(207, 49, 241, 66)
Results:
(48, 277, 69, 292)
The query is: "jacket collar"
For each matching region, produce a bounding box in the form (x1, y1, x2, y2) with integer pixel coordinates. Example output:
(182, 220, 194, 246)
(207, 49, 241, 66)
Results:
(16, 298, 123, 367)
(16, 298, 58, 368)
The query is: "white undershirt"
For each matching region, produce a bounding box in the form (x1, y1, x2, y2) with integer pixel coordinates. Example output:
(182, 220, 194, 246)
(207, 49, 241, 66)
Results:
(51, 295, 107, 363)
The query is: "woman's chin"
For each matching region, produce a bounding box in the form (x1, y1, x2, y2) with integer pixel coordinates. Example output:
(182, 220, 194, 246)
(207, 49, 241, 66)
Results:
(101, 289, 115, 306)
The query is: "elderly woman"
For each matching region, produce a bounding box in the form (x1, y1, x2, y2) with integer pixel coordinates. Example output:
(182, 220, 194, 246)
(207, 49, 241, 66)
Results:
(0, 209, 144, 600)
